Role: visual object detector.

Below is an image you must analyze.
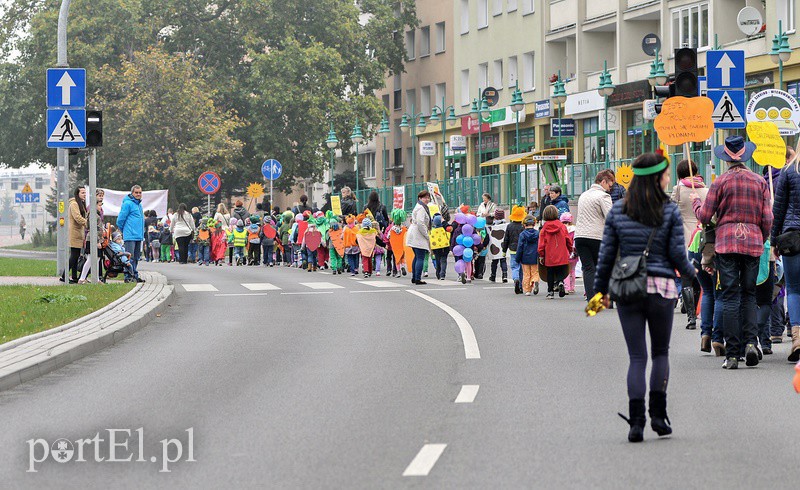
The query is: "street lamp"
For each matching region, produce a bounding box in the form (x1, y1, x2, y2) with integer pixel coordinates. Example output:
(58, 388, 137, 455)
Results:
(399, 104, 427, 187)
(378, 113, 391, 186)
(597, 60, 615, 166)
(647, 48, 667, 87)
(469, 92, 491, 175)
(770, 20, 792, 89)
(551, 71, 568, 201)
(325, 123, 338, 194)
(350, 119, 364, 195)
(510, 82, 525, 204)
(428, 98, 457, 180)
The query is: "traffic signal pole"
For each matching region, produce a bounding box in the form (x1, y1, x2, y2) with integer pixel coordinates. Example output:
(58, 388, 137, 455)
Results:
(56, 0, 72, 282)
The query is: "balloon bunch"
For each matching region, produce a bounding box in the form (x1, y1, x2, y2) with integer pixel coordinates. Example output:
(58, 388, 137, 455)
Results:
(452, 211, 486, 275)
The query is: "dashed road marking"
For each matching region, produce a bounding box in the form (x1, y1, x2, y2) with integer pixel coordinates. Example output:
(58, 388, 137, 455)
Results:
(406, 290, 480, 359)
(361, 280, 407, 288)
(299, 282, 345, 290)
(241, 283, 282, 291)
(349, 289, 402, 294)
(455, 385, 480, 403)
(403, 444, 447, 476)
(215, 293, 270, 297)
(181, 284, 218, 292)
(280, 291, 334, 295)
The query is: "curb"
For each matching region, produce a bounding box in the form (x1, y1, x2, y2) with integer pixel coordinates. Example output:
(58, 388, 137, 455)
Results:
(0, 271, 175, 391)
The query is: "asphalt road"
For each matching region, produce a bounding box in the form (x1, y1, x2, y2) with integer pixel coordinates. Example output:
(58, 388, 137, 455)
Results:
(0, 259, 798, 488)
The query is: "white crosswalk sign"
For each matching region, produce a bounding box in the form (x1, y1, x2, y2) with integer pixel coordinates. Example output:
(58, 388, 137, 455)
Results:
(707, 90, 746, 129)
(46, 109, 85, 148)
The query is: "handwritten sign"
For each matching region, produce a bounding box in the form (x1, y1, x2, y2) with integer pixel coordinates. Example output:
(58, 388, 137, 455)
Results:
(392, 186, 405, 209)
(746, 121, 786, 168)
(331, 195, 343, 216)
(654, 96, 715, 145)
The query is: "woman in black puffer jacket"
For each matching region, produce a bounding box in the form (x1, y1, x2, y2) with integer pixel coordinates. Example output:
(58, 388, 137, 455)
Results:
(594, 152, 695, 444)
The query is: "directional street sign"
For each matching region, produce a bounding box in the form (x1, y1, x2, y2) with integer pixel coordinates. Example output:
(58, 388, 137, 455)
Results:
(198, 171, 221, 195)
(261, 159, 282, 181)
(697, 76, 707, 96)
(15, 193, 40, 204)
(707, 90, 746, 129)
(706, 51, 745, 89)
(46, 109, 86, 148)
(46, 68, 86, 107)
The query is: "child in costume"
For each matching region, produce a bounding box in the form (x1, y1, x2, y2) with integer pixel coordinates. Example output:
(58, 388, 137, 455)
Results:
(430, 214, 452, 280)
(292, 214, 309, 268)
(356, 217, 379, 277)
(503, 205, 526, 294)
(195, 217, 212, 266)
(537, 205, 573, 299)
(210, 219, 227, 266)
(231, 219, 248, 266)
(226, 218, 237, 265)
(278, 211, 293, 266)
(158, 222, 172, 262)
(247, 215, 261, 265)
(343, 215, 360, 276)
(474, 218, 490, 280)
(387, 208, 408, 278)
(488, 209, 508, 283)
(328, 219, 345, 274)
(315, 212, 331, 270)
(148, 225, 160, 263)
(301, 221, 323, 271)
(516, 214, 540, 296)
(260, 217, 277, 267)
(560, 212, 578, 294)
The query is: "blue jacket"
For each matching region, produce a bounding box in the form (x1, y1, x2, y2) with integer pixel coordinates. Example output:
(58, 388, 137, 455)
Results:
(516, 228, 540, 265)
(116, 194, 144, 241)
(551, 195, 570, 216)
(594, 200, 695, 295)
(609, 182, 626, 203)
(772, 165, 800, 240)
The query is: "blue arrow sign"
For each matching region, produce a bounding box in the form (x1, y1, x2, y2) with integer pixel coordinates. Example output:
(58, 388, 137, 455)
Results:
(46, 109, 86, 148)
(47, 68, 86, 107)
(15, 193, 40, 204)
(262, 159, 282, 180)
(706, 51, 745, 89)
(707, 90, 746, 129)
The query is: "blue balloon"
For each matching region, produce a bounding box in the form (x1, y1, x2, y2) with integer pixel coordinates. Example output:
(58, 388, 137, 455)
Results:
(456, 234, 464, 245)
(462, 236, 474, 248)
(475, 217, 486, 229)
(463, 248, 474, 261)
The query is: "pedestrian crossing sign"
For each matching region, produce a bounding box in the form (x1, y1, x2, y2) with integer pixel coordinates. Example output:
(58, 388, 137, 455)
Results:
(46, 109, 86, 148)
(707, 90, 746, 129)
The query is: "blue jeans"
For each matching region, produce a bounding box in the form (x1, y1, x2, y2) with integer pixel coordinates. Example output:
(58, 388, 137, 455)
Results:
(188, 242, 197, 262)
(508, 252, 520, 282)
(691, 251, 722, 343)
(262, 243, 274, 265)
(412, 247, 427, 282)
(782, 254, 800, 328)
(123, 240, 142, 280)
(197, 244, 210, 264)
(716, 253, 759, 358)
(346, 253, 360, 274)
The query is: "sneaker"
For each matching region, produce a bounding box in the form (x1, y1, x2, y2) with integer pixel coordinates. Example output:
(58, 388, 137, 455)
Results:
(364, 273, 369, 278)
(514, 280, 522, 295)
(489, 276, 496, 282)
(423, 272, 428, 277)
(533, 283, 539, 295)
(770, 335, 783, 344)
(401, 267, 407, 276)
(546, 292, 554, 299)
(376, 272, 381, 277)
(461, 274, 467, 285)
(722, 357, 738, 369)
(524, 292, 531, 296)
(558, 282, 566, 298)
(763, 347, 773, 355)
(745, 344, 759, 367)
(502, 276, 508, 283)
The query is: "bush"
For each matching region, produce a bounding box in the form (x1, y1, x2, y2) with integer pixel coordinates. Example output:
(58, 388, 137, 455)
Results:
(31, 229, 57, 248)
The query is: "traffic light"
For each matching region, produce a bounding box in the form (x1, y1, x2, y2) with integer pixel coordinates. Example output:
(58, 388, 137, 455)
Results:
(673, 48, 698, 97)
(86, 110, 102, 147)
(653, 77, 675, 115)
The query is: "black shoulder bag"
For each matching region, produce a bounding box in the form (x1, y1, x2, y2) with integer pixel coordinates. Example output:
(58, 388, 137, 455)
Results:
(608, 227, 658, 304)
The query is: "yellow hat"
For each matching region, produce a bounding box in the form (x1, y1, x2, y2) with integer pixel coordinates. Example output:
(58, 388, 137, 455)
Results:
(509, 205, 526, 222)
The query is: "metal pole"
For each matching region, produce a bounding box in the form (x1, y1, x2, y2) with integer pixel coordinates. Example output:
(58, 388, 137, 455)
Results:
(779, 21, 784, 90)
(88, 149, 98, 283)
(411, 103, 416, 188)
(355, 140, 360, 195)
(56, 0, 72, 281)
(330, 148, 335, 194)
(441, 96, 447, 182)
(604, 98, 609, 166)
(270, 178, 273, 215)
(382, 136, 387, 185)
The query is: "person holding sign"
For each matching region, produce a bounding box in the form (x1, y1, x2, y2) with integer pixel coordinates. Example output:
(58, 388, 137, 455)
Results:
(692, 136, 773, 370)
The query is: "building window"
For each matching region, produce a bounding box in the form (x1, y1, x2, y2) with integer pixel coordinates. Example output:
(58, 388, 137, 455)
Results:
(583, 117, 616, 163)
(11, 177, 19, 190)
(508, 127, 536, 153)
(361, 153, 376, 179)
(521, 0, 534, 15)
(671, 2, 709, 50)
(382, 94, 390, 112)
(493, 59, 504, 90)
(508, 56, 518, 88)
(421, 86, 431, 115)
(778, 0, 796, 32)
(420, 26, 430, 57)
(435, 83, 446, 106)
(522, 51, 535, 91)
(461, 70, 470, 106)
(478, 0, 489, 29)
(461, 0, 470, 34)
(478, 62, 489, 90)
(35, 177, 45, 189)
(394, 89, 402, 110)
(493, 0, 503, 16)
(508, 0, 517, 12)
(405, 30, 415, 59)
(435, 22, 446, 53)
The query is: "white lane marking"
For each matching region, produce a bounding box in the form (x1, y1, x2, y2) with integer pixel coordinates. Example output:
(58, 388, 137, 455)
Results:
(437, 279, 464, 286)
(182, 284, 218, 292)
(215, 293, 270, 297)
(241, 283, 282, 291)
(403, 444, 447, 476)
(349, 289, 402, 294)
(406, 290, 481, 359)
(361, 280, 406, 288)
(455, 385, 480, 403)
(483, 286, 513, 290)
(299, 282, 345, 289)
(348, 276, 364, 281)
(280, 291, 334, 295)
(420, 288, 467, 292)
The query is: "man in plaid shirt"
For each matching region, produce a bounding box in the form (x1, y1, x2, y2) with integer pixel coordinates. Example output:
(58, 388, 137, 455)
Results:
(692, 136, 773, 370)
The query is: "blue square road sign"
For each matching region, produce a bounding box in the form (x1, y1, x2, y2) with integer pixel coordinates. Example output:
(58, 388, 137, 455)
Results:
(706, 51, 745, 89)
(46, 109, 86, 148)
(706, 90, 746, 129)
(46, 68, 86, 107)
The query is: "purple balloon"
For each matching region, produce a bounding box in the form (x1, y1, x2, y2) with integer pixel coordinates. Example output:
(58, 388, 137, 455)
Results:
(467, 214, 478, 226)
(453, 245, 465, 256)
(462, 224, 474, 236)
(472, 233, 481, 244)
(454, 259, 466, 274)
(454, 213, 467, 224)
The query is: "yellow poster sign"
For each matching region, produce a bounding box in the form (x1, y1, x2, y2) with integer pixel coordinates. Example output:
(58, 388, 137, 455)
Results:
(246, 182, 264, 198)
(654, 96, 715, 146)
(21, 183, 32, 193)
(746, 121, 786, 168)
(331, 195, 343, 216)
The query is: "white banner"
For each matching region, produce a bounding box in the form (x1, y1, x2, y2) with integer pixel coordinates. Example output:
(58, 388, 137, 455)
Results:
(101, 189, 169, 217)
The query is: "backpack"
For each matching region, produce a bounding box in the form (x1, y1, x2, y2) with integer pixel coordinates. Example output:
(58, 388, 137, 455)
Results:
(248, 230, 261, 244)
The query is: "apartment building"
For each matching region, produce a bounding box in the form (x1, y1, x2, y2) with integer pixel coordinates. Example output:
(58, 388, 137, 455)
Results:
(0, 165, 54, 233)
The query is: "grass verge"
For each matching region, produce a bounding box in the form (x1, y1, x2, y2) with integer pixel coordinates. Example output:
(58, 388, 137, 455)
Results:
(0, 283, 135, 344)
(3, 243, 58, 252)
(0, 257, 57, 276)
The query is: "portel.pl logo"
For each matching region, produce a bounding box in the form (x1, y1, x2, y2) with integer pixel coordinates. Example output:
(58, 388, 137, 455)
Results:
(27, 428, 195, 473)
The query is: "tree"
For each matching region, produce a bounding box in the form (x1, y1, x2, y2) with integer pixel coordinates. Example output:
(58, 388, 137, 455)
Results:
(0, 197, 17, 225)
(45, 168, 83, 218)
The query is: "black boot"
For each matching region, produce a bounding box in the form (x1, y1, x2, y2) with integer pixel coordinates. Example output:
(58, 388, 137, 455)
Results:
(683, 288, 697, 330)
(648, 391, 672, 437)
(618, 399, 646, 443)
(514, 279, 522, 294)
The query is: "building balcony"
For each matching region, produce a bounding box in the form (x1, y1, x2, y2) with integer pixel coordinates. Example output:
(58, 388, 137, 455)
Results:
(626, 60, 652, 83)
(587, 67, 618, 91)
(585, 0, 616, 23)
(549, 0, 578, 31)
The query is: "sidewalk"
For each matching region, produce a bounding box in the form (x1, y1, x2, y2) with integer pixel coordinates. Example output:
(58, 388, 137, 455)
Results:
(0, 276, 62, 286)
(0, 271, 174, 391)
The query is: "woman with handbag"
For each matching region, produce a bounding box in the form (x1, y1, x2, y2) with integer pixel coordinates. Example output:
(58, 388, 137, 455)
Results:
(594, 152, 695, 443)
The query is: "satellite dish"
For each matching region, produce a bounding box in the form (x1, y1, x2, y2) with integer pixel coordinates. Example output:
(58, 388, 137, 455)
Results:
(641, 33, 661, 57)
(737, 7, 764, 36)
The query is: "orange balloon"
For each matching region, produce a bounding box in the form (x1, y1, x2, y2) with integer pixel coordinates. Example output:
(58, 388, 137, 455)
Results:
(654, 96, 715, 146)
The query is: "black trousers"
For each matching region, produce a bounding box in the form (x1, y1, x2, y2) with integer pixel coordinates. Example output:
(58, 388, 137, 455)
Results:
(69, 247, 82, 282)
(575, 238, 601, 300)
(716, 253, 759, 359)
(490, 258, 508, 279)
(175, 236, 192, 264)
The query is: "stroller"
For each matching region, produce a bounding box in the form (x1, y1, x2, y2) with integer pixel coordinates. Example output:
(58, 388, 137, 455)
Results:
(102, 246, 127, 282)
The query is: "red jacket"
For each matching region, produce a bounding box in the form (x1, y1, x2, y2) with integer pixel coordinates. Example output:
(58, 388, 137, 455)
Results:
(538, 220, 573, 267)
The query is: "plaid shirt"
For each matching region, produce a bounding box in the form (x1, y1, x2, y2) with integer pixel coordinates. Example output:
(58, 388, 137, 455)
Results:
(692, 163, 772, 257)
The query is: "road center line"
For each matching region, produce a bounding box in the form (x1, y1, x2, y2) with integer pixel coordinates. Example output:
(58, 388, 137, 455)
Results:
(455, 384, 480, 403)
(406, 290, 480, 359)
(402, 444, 447, 476)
